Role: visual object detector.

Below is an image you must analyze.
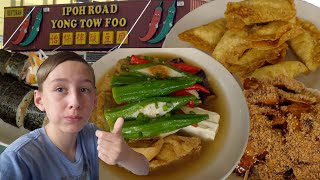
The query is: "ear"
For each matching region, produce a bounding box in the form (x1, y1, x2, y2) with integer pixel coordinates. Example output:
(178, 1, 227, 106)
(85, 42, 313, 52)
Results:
(34, 90, 45, 111)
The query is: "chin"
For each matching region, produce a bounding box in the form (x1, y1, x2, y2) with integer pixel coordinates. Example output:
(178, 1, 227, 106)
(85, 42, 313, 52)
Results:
(64, 121, 87, 133)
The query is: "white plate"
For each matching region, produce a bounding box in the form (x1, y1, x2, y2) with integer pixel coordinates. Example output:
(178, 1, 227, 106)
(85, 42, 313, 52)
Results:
(162, 0, 320, 90)
(92, 48, 249, 180)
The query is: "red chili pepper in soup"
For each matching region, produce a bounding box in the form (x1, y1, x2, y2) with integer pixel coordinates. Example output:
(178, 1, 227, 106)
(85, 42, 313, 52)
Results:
(130, 55, 149, 65)
(169, 63, 201, 74)
(185, 84, 210, 93)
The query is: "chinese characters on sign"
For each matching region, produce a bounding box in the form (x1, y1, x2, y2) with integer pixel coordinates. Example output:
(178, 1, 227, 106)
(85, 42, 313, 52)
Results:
(62, 32, 73, 45)
(116, 31, 128, 44)
(102, 31, 114, 44)
(50, 31, 128, 46)
(49, 4, 129, 46)
(49, 33, 60, 45)
(76, 32, 86, 45)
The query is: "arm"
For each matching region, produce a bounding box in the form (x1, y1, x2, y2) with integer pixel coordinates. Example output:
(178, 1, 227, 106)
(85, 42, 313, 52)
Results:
(95, 117, 149, 175)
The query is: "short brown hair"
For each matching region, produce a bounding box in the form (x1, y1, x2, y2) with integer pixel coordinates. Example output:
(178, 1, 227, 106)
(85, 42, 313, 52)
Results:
(36, 51, 95, 91)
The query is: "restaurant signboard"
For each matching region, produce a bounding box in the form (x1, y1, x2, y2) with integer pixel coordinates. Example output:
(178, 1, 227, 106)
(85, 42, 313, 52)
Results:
(3, 0, 206, 51)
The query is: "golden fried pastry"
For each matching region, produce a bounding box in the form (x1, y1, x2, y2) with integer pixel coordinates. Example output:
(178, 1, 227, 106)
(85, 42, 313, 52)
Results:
(229, 43, 288, 76)
(212, 28, 252, 68)
(131, 138, 164, 161)
(289, 19, 320, 71)
(149, 135, 201, 170)
(224, 0, 296, 29)
(297, 18, 320, 38)
(249, 60, 308, 79)
(178, 18, 227, 53)
(248, 20, 303, 49)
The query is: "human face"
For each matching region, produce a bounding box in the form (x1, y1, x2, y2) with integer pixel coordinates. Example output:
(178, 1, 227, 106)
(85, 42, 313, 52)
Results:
(34, 61, 96, 134)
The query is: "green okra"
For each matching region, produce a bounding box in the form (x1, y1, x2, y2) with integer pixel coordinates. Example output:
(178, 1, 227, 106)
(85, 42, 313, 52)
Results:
(121, 63, 202, 82)
(111, 73, 153, 87)
(121, 62, 159, 71)
(105, 96, 196, 127)
(121, 114, 209, 140)
(112, 79, 198, 104)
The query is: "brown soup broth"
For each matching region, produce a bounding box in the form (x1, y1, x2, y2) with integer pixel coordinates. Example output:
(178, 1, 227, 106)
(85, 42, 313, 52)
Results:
(97, 53, 230, 179)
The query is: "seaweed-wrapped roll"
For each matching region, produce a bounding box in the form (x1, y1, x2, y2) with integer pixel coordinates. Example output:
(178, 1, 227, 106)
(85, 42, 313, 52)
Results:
(23, 97, 46, 131)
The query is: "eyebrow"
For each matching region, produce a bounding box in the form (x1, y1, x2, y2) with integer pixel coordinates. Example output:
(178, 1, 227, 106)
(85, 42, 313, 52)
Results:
(51, 78, 94, 84)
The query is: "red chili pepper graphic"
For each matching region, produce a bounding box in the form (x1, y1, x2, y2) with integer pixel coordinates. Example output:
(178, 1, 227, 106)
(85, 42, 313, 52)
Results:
(11, 11, 32, 45)
(139, 0, 163, 42)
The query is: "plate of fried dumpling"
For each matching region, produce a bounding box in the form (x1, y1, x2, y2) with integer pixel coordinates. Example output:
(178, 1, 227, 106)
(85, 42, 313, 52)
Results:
(163, 0, 320, 90)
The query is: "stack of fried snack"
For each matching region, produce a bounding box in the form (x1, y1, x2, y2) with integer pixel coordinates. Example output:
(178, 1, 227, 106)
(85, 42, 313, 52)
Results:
(178, 0, 320, 79)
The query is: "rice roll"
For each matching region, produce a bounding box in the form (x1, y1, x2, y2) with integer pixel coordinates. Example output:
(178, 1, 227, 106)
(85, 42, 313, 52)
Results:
(0, 49, 12, 75)
(4, 52, 29, 81)
(0, 74, 16, 93)
(0, 76, 33, 128)
(23, 97, 46, 131)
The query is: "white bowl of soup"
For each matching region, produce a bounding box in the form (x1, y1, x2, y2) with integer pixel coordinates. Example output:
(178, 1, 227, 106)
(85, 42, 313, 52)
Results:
(91, 48, 249, 180)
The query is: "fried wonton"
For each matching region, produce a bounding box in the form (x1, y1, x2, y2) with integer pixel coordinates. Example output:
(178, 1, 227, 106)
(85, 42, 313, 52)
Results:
(229, 43, 288, 76)
(249, 60, 309, 79)
(289, 19, 320, 71)
(297, 18, 320, 38)
(248, 20, 303, 49)
(212, 28, 252, 68)
(178, 18, 227, 53)
(224, 0, 296, 29)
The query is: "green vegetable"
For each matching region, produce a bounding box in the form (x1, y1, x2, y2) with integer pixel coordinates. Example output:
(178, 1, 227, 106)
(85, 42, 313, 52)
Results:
(111, 73, 152, 87)
(112, 79, 197, 104)
(122, 114, 209, 140)
(122, 63, 202, 82)
(122, 62, 159, 71)
(105, 96, 196, 127)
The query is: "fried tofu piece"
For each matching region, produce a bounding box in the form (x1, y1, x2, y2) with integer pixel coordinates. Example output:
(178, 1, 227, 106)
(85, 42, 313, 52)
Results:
(289, 19, 320, 71)
(229, 43, 288, 76)
(131, 138, 164, 161)
(178, 18, 227, 53)
(249, 60, 308, 79)
(149, 135, 201, 170)
(212, 28, 252, 68)
(248, 20, 303, 49)
(224, 0, 296, 29)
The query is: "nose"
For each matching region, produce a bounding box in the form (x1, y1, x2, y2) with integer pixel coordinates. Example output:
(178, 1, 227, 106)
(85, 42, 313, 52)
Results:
(68, 89, 81, 110)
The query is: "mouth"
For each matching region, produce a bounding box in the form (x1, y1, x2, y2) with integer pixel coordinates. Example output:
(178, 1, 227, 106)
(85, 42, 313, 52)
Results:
(64, 115, 83, 122)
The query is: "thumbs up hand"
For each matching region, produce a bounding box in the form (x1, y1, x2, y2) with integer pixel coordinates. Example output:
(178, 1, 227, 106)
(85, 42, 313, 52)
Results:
(111, 116, 124, 134)
(95, 117, 128, 165)
(95, 117, 150, 175)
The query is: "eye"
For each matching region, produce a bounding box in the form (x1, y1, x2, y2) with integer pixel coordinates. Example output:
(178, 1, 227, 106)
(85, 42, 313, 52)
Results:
(80, 87, 91, 93)
(55, 87, 64, 93)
